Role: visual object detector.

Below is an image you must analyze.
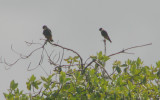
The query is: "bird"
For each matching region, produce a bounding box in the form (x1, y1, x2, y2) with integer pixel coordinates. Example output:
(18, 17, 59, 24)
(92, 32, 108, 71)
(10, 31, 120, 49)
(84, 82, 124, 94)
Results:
(42, 25, 53, 42)
(99, 28, 112, 43)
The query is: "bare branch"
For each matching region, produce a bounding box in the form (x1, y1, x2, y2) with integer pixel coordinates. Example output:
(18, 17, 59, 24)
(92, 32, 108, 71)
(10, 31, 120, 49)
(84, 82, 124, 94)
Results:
(55, 52, 61, 64)
(109, 70, 116, 76)
(22, 47, 42, 59)
(84, 60, 95, 71)
(3, 41, 47, 71)
(25, 41, 42, 46)
(94, 60, 112, 80)
(55, 64, 83, 69)
(11, 45, 26, 58)
(103, 39, 106, 55)
(49, 42, 84, 69)
(4, 58, 21, 67)
(108, 43, 152, 57)
(27, 63, 40, 71)
(124, 43, 152, 51)
(60, 49, 64, 65)
(32, 87, 43, 97)
(40, 65, 49, 76)
(44, 48, 58, 66)
(38, 47, 45, 65)
(84, 57, 91, 65)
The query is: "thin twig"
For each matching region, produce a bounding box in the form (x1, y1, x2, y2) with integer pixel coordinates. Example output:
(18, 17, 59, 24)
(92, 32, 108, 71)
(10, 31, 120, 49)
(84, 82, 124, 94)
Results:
(32, 87, 43, 97)
(109, 70, 116, 76)
(94, 60, 112, 80)
(40, 65, 49, 76)
(84, 60, 95, 71)
(39, 47, 45, 65)
(11, 45, 25, 57)
(4, 58, 21, 67)
(103, 39, 107, 76)
(55, 52, 61, 64)
(104, 39, 106, 55)
(84, 57, 91, 65)
(44, 48, 57, 66)
(55, 64, 86, 69)
(60, 49, 64, 65)
(25, 41, 42, 46)
(108, 43, 152, 57)
(50, 42, 84, 69)
(27, 63, 40, 71)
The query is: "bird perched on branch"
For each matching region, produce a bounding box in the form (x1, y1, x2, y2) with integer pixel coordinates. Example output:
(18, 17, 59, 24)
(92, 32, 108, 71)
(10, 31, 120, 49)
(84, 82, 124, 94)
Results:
(99, 28, 112, 43)
(42, 25, 53, 42)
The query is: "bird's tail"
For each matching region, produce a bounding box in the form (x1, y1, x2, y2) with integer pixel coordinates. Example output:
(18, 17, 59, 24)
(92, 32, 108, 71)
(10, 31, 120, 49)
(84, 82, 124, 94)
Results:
(50, 37, 54, 42)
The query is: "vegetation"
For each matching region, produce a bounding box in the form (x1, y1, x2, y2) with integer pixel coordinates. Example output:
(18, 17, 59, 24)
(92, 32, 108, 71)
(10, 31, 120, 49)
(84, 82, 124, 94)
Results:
(2, 41, 159, 100)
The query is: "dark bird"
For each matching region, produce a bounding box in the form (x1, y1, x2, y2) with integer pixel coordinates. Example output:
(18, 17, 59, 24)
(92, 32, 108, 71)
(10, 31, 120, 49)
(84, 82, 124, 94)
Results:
(42, 25, 53, 42)
(99, 28, 112, 43)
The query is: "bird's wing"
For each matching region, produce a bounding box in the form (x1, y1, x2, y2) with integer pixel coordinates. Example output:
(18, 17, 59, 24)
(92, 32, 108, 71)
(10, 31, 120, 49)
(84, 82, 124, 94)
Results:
(47, 29, 52, 36)
(43, 30, 46, 35)
(102, 31, 112, 43)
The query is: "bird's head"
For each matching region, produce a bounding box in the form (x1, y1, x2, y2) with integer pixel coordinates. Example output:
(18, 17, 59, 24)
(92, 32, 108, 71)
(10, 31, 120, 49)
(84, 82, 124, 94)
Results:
(99, 28, 103, 31)
(43, 25, 47, 30)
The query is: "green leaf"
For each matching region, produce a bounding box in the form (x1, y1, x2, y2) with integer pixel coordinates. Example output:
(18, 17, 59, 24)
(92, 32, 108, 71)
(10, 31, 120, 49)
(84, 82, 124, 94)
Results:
(3, 93, 8, 98)
(103, 55, 110, 62)
(117, 76, 122, 85)
(51, 82, 56, 88)
(41, 76, 47, 82)
(60, 71, 66, 84)
(156, 61, 160, 68)
(127, 59, 131, 65)
(130, 65, 136, 75)
(44, 83, 49, 89)
(90, 56, 97, 60)
(65, 78, 71, 83)
(116, 66, 121, 74)
(136, 57, 142, 66)
(121, 64, 127, 67)
(10, 80, 18, 90)
(97, 51, 103, 58)
(36, 80, 42, 85)
(26, 82, 31, 90)
(30, 75, 36, 82)
(143, 76, 147, 84)
(124, 67, 128, 73)
(157, 69, 160, 78)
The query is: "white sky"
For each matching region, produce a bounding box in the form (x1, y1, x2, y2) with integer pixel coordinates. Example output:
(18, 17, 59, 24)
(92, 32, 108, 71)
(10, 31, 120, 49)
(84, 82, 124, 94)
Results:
(0, 0, 160, 99)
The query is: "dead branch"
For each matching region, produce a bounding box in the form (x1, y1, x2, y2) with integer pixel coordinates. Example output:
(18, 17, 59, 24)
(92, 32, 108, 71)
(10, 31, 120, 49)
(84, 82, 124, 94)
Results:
(84, 60, 95, 71)
(25, 41, 42, 46)
(44, 48, 58, 66)
(104, 39, 106, 55)
(94, 60, 112, 80)
(49, 42, 84, 69)
(108, 43, 152, 57)
(4, 58, 19, 67)
(84, 57, 91, 65)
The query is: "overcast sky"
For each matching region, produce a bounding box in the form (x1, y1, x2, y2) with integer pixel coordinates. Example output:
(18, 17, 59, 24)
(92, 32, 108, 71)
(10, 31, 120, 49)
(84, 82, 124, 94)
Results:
(0, 0, 160, 99)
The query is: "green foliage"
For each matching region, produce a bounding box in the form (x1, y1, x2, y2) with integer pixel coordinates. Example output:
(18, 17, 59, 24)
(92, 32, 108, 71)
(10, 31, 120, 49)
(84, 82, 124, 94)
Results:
(64, 56, 79, 64)
(4, 80, 29, 100)
(26, 75, 42, 90)
(97, 51, 110, 62)
(4, 56, 160, 99)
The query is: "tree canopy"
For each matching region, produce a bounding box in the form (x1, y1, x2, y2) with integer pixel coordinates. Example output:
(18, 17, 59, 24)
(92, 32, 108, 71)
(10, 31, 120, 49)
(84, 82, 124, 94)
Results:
(2, 41, 158, 100)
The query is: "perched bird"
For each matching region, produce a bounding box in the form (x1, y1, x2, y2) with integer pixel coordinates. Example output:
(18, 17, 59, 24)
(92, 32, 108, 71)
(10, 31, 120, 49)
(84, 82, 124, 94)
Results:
(99, 28, 112, 43)
(42, 25, 53, 42)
